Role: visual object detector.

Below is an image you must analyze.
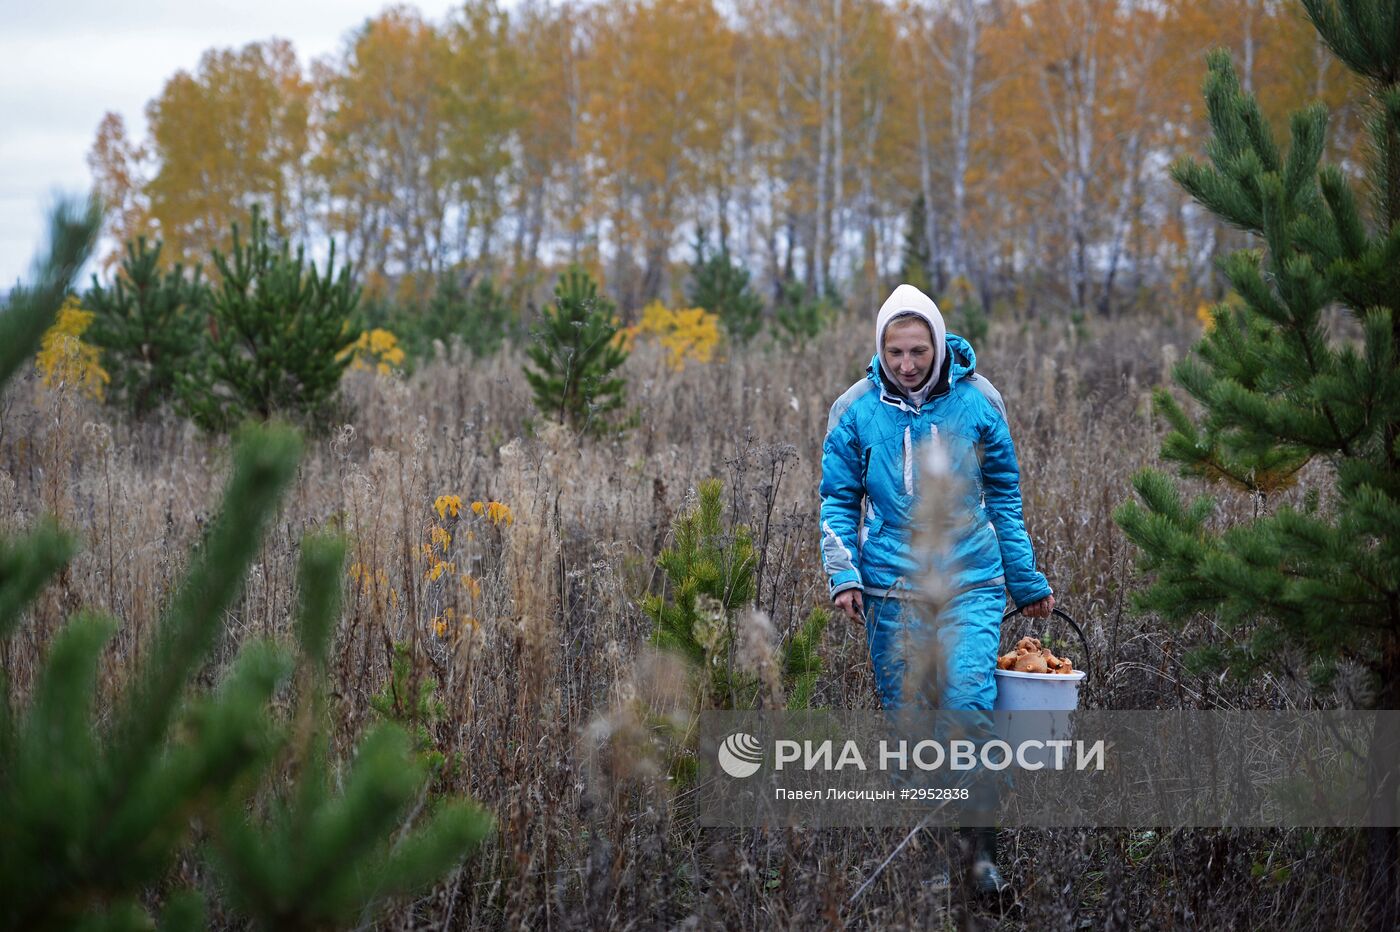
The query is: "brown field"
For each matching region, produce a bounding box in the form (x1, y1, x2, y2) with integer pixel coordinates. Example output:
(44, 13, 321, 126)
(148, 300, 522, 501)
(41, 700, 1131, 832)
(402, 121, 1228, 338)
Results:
(1, 307, 1367, 929)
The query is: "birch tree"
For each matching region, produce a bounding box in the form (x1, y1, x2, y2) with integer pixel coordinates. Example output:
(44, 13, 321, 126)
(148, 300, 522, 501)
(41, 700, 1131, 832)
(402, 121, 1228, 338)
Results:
(144, 39, 312, 267)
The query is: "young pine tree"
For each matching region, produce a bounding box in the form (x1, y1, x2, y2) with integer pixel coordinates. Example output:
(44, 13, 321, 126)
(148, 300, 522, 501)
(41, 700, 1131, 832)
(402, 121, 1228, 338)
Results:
(208, 539, 489, 929)
(524, 265, 629, 435)
(3, 262, 305, 929)
(773, 278, 837, 347)
(1, 201, 487, 930)
(84, 236, 207, 418)
(370, 641, 450, 775)
(644, 478, 827, 710)
(1114, 6, 1400, 925)
(178, 207, 361, 433)
(686, 228, 765, 345)
(420, 273, 515, 359)
(0, 199, 100, 383)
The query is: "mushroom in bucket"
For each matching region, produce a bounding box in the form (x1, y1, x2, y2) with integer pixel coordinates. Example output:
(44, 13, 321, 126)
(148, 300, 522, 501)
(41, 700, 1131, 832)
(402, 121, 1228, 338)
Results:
(997, 635, 1075, 675)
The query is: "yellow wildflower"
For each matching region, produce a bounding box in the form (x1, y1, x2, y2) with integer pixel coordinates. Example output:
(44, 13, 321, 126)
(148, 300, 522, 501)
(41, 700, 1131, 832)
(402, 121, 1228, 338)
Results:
(431, 607, 457, 637)
(434, 494, 463, 519)
(434, 609, 479, 639)
(666, 307, 720, 367)
(35, 296, 109, 400)
(472, 500, 513, 526)
(631, 301, 720, 371)
(425, 560, 456, 582)
(341, 327, 406, 375)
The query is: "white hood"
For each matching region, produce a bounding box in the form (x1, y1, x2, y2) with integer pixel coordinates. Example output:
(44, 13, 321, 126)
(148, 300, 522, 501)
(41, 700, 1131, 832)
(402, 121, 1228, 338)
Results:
(875, 283, 946, 404)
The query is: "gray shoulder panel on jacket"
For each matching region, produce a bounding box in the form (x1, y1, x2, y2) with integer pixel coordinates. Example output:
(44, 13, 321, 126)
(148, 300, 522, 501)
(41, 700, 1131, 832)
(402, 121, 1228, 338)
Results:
(827, 379, 874, 432)
(965, 373, 1007, 420)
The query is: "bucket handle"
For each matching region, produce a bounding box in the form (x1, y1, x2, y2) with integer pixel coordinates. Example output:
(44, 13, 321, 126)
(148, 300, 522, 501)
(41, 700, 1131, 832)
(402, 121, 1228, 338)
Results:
(1001, 606, 1093, 683)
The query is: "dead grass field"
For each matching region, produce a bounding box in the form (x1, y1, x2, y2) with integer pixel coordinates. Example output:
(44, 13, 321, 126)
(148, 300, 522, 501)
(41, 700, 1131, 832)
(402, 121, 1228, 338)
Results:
(0, 306, 1370, 929)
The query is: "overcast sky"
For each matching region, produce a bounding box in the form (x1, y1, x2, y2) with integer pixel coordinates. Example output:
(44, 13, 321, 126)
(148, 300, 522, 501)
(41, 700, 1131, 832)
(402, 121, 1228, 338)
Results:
(0, 0, 460, 288)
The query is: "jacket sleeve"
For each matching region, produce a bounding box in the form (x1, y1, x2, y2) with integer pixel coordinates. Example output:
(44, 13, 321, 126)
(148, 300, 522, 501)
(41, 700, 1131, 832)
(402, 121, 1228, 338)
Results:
(819, 405, 864, 600)
(979, 402, 1052, 608)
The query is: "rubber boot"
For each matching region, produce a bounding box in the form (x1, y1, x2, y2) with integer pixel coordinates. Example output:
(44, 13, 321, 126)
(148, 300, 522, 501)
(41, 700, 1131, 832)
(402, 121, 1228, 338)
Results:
(969, 827, 1010, 898)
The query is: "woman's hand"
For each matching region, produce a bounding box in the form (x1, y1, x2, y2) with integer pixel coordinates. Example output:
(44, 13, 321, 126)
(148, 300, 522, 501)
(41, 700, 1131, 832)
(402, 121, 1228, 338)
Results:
(834, 589, 865, 626)
(1021, 594, 1055, 619)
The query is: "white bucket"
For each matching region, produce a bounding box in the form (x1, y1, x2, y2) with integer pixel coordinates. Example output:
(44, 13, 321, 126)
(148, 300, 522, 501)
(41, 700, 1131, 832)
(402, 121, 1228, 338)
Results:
(993, 669, 1086, 768)
(993, 668, 1086, 712)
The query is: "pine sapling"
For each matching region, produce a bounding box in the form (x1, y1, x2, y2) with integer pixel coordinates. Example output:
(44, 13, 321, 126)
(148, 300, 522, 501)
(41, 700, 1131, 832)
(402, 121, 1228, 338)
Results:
(687, 229, 764, 345)
(418, 273, 517, 360)
(1114, 8, 1400, 925)
(178, 206, 361, 433)
(0, 197, 101, 381)
(1, 202, 488, 930)
(0, 420, 301, 930)
(208, 539, 490, 929)
(645, 478, 826, 710)
(523, 265, 629, 435)
(773, 279, 836, 348)
(84, 236, 207, 417)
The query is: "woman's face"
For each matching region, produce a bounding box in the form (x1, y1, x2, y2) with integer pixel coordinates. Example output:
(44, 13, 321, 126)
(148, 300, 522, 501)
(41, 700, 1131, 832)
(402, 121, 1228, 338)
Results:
(882, 318, 935, 391)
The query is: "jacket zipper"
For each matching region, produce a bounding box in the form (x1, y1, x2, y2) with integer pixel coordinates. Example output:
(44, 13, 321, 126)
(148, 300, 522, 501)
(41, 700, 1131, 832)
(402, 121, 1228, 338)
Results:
(903, 426, 913, 495)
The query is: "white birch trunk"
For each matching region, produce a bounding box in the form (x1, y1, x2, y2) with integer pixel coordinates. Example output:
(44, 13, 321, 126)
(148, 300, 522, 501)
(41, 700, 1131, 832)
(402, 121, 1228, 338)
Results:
(814, 32, 831, 292)
(860, 88, 884, 306)
(1068, 0, 1099, 310)
(829, 0, 844, 288)
(949, 0, 979, 284)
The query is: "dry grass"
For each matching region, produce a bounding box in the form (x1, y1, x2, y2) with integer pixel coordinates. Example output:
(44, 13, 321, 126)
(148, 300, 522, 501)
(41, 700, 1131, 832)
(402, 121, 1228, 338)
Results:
(0, 306, 1371, 929)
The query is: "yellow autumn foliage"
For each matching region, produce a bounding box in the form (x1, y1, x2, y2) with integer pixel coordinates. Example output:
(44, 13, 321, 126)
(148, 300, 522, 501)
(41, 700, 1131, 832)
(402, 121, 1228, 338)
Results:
(425, 559, 456, 583)
(341, 327, 406, 375)
(35, 296, 109, 401)
(471, 500, 513, 526)
(434, 494, 463, 519)
(618, 301, 721, 371)
(432, 607, 480, 639)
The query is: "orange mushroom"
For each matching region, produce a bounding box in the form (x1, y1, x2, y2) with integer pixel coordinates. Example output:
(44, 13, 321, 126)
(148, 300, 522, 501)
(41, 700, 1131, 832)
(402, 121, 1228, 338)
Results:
(1012, 652, 1049, 674)
(997, 639, 1076, 675)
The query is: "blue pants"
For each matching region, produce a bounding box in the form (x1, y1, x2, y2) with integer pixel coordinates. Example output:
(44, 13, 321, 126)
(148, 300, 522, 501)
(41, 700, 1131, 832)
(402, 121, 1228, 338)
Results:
(864, 583, 1006, 712)
(866, 584, 1009, 814)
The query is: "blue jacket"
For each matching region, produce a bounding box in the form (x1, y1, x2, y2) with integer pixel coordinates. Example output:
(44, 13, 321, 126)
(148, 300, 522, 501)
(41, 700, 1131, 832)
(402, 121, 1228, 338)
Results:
(819, 334, 1051, 608)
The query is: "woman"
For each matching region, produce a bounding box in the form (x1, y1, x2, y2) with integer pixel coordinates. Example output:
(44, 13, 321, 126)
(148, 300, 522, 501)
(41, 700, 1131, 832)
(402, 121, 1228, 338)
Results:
(819, 282, 1053, 895)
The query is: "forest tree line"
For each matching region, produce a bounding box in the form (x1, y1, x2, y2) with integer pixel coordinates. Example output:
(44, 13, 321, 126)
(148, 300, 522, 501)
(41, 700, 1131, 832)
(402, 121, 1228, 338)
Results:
(88, 0, 1368, 318)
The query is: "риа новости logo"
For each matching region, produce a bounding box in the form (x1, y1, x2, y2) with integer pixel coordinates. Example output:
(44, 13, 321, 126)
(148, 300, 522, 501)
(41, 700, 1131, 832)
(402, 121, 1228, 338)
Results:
(717, 733, 763, 778)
